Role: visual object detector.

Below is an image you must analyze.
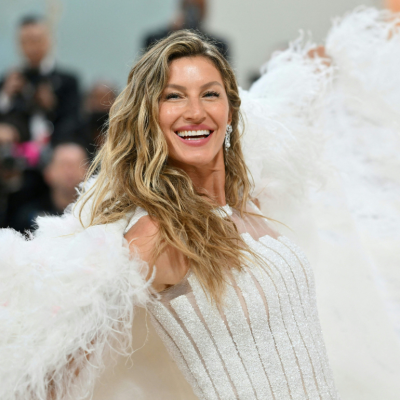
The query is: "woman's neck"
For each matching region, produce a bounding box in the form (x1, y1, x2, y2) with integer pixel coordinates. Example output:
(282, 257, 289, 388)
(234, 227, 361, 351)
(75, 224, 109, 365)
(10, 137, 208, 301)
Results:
(168, 152, 226, 206)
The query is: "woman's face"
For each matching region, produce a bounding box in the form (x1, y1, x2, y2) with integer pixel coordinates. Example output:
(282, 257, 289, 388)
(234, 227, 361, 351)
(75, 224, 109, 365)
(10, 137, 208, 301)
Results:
(159, 56, 231, 169)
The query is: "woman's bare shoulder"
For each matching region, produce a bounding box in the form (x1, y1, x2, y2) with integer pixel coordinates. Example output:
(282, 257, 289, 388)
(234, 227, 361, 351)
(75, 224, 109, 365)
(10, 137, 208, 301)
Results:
(124, 215, 188, 292)
(124, 215, 159, 264)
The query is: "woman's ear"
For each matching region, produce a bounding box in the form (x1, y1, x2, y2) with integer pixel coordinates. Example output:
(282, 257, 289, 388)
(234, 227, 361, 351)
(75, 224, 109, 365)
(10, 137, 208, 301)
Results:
(228, 109, 232, 126)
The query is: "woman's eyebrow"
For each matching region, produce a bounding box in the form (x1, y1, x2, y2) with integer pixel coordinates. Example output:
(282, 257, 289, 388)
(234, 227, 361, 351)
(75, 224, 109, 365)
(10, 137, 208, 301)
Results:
(200, 81, 223, 89)
(165, 81, 223, 91)
(165, 83, 186, 90)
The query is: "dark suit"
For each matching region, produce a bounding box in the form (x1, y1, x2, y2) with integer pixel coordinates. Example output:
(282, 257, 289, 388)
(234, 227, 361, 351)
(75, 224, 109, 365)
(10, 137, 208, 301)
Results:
(143, 28, 231, 61)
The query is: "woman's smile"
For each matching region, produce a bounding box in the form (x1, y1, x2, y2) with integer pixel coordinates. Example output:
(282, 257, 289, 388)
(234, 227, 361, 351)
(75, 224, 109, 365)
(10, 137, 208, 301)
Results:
(174, 123, 215, 146)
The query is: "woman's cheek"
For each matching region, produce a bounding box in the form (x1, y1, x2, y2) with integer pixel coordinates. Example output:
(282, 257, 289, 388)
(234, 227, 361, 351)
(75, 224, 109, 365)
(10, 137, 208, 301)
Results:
(160, 105, 179, 129)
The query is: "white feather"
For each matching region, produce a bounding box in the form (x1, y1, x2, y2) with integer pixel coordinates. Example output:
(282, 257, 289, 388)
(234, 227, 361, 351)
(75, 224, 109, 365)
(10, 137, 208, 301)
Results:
(240, 36, 333, 219)
(323, 7, 400, 339)
(0, 185, 152, 400)
(325, 7, 400, 129)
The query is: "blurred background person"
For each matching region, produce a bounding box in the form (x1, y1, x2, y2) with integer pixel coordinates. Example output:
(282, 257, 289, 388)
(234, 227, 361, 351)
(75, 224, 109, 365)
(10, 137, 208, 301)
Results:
(143, 0, 230, 59)
(1, 141, 88, 233)
(0, 120, 26, 226)
(80, 81, 118, 159)
(0, 114, 48, 231)
(0, 15, 82, 151)
(0, 15, 83, 231)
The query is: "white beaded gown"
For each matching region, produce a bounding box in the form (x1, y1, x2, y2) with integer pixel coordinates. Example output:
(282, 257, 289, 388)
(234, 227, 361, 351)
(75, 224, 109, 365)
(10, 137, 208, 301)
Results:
(90, 202, 340, 400)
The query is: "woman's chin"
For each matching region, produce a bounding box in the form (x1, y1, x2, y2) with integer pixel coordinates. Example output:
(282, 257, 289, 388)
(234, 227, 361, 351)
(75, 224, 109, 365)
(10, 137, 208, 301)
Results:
(168, 151, 222, 169)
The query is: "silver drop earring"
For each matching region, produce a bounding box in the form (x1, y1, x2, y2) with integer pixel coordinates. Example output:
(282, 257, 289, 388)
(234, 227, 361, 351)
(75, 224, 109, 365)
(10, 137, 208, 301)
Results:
(225, 124, 232, 151)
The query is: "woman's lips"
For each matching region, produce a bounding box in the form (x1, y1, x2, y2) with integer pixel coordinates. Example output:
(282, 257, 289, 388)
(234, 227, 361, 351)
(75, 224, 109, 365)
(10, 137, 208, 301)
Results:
(174, 130, 214, 146)
(176, 129, 212, 139)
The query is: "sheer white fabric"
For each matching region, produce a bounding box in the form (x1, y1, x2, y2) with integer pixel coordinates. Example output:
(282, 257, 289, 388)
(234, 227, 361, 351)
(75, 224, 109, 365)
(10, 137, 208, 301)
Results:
(90, 202, 339, 400)
(149, 203, 339, 399)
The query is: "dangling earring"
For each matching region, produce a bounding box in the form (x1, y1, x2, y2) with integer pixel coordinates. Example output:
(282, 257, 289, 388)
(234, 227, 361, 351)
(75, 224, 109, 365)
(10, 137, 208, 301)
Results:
(225, 124, 232, 151)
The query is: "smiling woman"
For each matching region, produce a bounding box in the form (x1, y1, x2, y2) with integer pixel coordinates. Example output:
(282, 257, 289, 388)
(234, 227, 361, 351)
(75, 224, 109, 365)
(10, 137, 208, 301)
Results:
(0, 30, 340, 400)
(83, 31, 256, 305)
(79, 31, 340, 399)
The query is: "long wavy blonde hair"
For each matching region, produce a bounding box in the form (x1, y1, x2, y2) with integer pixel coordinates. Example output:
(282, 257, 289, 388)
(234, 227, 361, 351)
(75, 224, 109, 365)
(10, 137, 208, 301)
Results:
(80, 30, 259, 303)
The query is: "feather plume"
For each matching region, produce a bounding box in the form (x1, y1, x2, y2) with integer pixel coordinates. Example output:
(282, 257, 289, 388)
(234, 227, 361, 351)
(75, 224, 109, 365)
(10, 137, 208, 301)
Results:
(240, 35, 333, 219)
(0, 187, 152, 400)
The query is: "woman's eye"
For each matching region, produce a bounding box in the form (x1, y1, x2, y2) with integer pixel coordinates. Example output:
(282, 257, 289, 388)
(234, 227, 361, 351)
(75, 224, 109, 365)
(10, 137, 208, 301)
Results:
(166, 92, 181, 100)
(204, 91, 220, 98)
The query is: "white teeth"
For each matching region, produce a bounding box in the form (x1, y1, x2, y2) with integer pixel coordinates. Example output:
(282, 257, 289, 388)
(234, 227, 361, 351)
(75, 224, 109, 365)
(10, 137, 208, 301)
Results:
(177, 130, 211, 137)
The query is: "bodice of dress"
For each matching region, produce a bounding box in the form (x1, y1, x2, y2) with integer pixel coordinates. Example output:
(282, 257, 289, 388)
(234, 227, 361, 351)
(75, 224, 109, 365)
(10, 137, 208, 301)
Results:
(127, 202, 339, 400)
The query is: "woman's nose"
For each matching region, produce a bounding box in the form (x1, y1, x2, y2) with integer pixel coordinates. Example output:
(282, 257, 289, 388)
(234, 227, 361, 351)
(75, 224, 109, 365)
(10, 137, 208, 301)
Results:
(183, 98, 206, 122)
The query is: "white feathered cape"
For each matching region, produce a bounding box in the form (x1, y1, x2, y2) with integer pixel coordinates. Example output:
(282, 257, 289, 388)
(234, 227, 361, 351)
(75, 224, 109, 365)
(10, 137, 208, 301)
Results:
(2, 7, 400, 400)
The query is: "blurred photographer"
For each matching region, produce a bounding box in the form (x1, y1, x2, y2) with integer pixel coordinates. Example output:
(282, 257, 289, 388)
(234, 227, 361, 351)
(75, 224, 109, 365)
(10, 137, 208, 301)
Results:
(2, 142, 88, 233)
(0, 117, 46, 229)
(0, 15, 82, 149)
(143, 0, 230, 59)
(79, 81, 118, 159)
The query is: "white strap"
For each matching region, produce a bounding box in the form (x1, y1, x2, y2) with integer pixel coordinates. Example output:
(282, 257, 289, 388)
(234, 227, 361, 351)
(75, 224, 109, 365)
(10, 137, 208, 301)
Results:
(125, 204, 233, 233)
(124, 206, 149, 234)
(213, 204, 233, 218)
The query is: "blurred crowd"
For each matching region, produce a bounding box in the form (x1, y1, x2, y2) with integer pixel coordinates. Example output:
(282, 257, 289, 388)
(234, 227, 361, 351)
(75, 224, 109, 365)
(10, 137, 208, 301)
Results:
(0, 0, 229, 234)
(0, 16, 118, 233)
